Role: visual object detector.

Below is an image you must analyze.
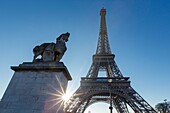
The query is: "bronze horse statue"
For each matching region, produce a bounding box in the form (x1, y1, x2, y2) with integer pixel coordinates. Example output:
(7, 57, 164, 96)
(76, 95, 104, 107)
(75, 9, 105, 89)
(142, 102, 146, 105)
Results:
(33, 32, 70, 62)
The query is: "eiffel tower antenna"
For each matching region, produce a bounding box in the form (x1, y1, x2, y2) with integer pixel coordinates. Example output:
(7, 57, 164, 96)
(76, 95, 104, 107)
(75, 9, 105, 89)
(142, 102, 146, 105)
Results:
(65, 8, 156, 113)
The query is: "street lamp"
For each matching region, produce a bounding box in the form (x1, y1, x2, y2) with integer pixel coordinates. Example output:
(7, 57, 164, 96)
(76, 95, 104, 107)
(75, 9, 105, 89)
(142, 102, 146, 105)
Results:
(108, 79, 113, 113)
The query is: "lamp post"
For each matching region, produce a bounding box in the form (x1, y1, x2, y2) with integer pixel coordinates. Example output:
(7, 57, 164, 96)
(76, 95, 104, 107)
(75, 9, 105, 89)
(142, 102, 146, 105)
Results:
(109, 91, 113, 113)
(108, 79, 113, 113)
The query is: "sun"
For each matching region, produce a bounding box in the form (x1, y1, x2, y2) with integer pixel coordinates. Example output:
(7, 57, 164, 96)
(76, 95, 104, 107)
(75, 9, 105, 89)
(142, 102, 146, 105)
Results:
(62, 93, 71, 102)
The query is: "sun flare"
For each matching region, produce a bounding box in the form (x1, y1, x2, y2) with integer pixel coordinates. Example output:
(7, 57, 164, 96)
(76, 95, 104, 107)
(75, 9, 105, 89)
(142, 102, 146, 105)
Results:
(62, 93, 71, 102)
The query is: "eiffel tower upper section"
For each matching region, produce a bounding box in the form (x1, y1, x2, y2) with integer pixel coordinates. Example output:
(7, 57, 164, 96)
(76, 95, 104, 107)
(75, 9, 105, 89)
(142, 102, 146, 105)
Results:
(86, 7, 123, 78)
(96, 7, 111, 55)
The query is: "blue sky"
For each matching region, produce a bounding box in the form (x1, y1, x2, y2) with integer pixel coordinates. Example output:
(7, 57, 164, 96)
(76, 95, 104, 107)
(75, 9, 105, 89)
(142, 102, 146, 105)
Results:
(0, 0, 170, 112)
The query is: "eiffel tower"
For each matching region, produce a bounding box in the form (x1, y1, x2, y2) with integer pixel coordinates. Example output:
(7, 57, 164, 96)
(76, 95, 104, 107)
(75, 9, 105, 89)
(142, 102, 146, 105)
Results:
(65, 8, 156, 113)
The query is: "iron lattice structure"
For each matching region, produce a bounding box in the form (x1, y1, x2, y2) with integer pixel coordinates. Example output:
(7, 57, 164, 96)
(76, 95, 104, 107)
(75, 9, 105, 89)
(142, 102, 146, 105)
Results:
(65, 8, 156, 113)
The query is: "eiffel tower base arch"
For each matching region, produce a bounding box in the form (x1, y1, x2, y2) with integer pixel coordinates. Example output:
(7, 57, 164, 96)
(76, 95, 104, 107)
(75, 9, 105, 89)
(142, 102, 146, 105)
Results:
(65, 77, 156, 113)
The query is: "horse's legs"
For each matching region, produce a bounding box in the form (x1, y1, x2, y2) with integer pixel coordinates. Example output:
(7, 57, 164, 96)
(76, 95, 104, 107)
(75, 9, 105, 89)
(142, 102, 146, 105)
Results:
(33, 55, 37, 61)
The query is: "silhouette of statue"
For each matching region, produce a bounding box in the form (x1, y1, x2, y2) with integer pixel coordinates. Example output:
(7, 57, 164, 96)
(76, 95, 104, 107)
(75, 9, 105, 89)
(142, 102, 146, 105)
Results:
(33, 32, 70, 62)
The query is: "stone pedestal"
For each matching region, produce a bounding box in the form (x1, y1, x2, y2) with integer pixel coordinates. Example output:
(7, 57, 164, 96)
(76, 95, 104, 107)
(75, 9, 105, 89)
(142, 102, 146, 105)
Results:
(0, 62, 72, 113)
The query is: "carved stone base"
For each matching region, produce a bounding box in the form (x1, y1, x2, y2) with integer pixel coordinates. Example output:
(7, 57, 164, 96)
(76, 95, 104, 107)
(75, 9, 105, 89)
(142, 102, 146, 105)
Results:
(0, 62, 72, 113)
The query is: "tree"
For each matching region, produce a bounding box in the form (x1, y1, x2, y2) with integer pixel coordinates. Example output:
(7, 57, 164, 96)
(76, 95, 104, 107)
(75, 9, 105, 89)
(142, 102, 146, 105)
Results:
(155, 100, 170, 113)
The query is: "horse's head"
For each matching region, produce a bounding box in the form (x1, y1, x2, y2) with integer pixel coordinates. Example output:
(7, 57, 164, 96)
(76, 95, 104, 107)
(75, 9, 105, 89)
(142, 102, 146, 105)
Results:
(57, 32, 70, 42)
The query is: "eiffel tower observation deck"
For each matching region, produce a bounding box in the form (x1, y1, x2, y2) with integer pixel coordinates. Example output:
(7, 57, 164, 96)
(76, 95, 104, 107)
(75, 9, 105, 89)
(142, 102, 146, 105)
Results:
(65, 8, 156, 113)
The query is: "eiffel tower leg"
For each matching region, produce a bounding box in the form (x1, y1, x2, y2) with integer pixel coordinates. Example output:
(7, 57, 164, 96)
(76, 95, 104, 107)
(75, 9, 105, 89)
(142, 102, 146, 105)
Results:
(64, 88, 81, 113)
(111, 61, 123, 77)
(113, 98, 129, 113)
(65, 87, 91, 113)
(81, 98, 91, 113)
(124, 87, 156, 113)
(86, 63, 99, 78)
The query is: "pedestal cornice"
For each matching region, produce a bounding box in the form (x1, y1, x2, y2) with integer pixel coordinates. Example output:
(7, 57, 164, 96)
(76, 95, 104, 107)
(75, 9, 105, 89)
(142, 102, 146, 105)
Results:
(11, 61, 72, 80)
